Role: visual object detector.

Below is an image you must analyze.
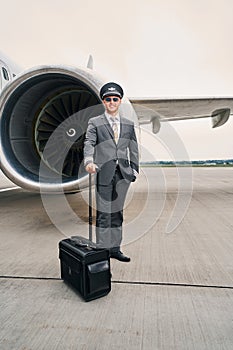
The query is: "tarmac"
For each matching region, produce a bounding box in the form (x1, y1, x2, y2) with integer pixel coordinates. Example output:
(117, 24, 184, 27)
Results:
(0, 167, 233, 350)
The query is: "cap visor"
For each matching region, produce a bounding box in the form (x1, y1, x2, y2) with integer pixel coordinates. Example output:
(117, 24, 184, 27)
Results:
(102, 92, 122, 99)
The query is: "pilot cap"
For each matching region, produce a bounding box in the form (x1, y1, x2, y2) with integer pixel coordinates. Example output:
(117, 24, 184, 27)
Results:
(100, 82, 124, 100)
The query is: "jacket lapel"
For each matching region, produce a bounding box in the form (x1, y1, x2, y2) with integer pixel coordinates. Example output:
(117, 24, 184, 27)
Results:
(119, 117, 130, 140)
(101, 114, 115, 140)
(119, 119, 125, 140)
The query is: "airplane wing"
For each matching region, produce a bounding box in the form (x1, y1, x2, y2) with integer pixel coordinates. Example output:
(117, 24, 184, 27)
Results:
(129, 97, 233, 133)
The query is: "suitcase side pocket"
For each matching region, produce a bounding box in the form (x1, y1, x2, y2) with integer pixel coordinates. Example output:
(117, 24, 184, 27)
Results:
(87, 260, 111, 296)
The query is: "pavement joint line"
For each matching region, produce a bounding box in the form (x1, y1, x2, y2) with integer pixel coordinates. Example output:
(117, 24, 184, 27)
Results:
(0, 275, 61, 281)
(1, 275, 233, 290)
(112, 280, 233, 290)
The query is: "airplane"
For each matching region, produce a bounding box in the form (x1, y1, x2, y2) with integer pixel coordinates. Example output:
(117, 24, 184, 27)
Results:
(0, 53, 233, 194)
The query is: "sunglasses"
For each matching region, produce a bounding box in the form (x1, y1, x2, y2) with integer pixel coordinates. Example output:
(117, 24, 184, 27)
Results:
(104, 97, 120, 102)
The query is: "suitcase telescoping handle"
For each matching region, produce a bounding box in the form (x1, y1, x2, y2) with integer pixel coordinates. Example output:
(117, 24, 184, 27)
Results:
(89, 173, 93, 242)
(70, 173, 95, 248)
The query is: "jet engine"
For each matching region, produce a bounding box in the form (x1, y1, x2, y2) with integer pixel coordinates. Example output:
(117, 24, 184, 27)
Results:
(0, 66, 122, 192)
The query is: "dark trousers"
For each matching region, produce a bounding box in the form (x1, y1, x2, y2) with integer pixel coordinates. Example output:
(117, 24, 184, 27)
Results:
(96, 166, 130, 252)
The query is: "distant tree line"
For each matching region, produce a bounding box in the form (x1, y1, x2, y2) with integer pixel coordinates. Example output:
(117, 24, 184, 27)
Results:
(140, 159, 233, 166)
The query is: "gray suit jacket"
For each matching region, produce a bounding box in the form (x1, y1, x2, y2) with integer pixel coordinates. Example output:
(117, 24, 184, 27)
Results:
(84, 113, 139, 185)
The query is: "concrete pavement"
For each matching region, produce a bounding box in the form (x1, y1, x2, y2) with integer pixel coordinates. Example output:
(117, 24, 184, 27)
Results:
(0, 167, 233, 349)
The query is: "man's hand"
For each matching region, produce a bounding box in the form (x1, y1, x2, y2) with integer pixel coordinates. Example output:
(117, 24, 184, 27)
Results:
(85, 163, 97, 174)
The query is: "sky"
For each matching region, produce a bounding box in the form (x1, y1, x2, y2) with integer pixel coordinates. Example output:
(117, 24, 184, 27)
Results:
(1, 0, 233, 160)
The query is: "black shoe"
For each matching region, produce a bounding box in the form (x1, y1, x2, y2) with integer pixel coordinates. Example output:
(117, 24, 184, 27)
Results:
(111, 251, 131, 262)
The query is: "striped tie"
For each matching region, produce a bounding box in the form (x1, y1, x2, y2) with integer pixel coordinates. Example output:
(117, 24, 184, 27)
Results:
(111, 119, 118, 143)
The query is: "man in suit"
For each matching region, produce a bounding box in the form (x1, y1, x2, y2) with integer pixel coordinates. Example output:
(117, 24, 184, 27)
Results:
(84, 82, 139, 262)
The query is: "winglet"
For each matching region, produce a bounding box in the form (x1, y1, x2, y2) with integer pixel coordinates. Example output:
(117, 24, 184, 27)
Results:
(87, 54, 94, 70)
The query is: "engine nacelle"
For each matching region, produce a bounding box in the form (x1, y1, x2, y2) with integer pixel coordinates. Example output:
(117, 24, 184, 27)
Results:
(0, 66, 137, 193)
(0, 66, 106, 192)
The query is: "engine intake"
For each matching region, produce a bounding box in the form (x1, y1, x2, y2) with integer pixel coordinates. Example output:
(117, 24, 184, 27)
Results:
(0, 66, 105, 192)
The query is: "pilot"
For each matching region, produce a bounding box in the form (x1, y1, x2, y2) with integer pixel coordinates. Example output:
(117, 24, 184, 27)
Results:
(84, 82, 139, 262)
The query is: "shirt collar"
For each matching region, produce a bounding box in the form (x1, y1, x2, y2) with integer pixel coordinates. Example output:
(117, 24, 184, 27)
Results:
(105, 112, 120, 122)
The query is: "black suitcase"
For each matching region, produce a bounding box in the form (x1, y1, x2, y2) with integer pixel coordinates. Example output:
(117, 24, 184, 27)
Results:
(59, 174, 111, 302)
